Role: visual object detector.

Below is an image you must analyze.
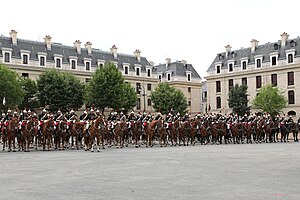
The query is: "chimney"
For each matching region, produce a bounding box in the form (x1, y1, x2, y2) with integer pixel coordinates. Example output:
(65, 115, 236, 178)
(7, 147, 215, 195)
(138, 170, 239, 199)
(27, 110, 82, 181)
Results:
(250, 39, 259, 52)
(44, 35, 52, 50)
(134, 49, 141, 62)
(181, 60, 187, 66)
(9, 30, 18, 45)
(74, 40, 82, 54)
(166, 58, 171, 68)
(225, 45, 231, 57)
(110, 45, 118, 58)
(281, 32, 289, 47)
(85, 41, 92, 54)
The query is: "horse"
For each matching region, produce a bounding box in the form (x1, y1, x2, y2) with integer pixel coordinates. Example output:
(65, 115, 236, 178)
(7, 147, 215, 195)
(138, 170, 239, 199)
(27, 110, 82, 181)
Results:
(3, 118, 18, 152)
(70, 121, 85, 150)
(199, 120, 210, 145)
(210, 122, 219, 144)
(158, 120, 167, 147)
(145, 120, 158, 147)
(216, 120, 227, 144)
(89, 117, 103, 152)
(54, 120, 68, 150)
(114, 120, 127, 148)
(20, 119, 35, 152)
(231, 122, 244, 144)
(131, 120, 142, 148)
(41, 119, 55, 151)
(280, 122, 289, 143)
(189, 119, 200, 146)
(169, 119, 180, 146)
(289, 122, 299, 142)
(178, 120, 191, 146)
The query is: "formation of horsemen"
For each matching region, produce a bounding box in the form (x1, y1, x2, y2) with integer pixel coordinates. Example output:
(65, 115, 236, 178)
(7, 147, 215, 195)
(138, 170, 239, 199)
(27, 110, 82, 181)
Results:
(0, 107, 299, 152)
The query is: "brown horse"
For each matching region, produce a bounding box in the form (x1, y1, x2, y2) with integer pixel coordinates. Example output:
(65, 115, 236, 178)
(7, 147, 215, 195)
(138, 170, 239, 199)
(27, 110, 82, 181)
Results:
(169, 119, 179, 146)
(178, 121, 191, 146)
(145, 120, 159, 147)
(158, 120, 167, 147)
(41, 119, 55, 151)
(114, 121, 127, 148)
(190, 119, 200, 146)
(199, 120, 210, 145)
(20, 119, 35, 152)
(131, 120, 142, 148)
(3, 118, 18, 152)
(70, 121, 85, 150)
(55, 120, 68, 150)
(89, 117, 103, 152)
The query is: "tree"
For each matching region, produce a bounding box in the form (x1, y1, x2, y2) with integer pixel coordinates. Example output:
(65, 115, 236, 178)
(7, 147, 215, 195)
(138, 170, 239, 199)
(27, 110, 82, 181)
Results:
(19, 78, 39, 110)
(0, 64, 24, 111)
(37, 69, 84, 112)
(252, 84, 287, 117)
(150, 82, 188, 115)
(85, 62, 137, 112)
(228, 84, 250, 116)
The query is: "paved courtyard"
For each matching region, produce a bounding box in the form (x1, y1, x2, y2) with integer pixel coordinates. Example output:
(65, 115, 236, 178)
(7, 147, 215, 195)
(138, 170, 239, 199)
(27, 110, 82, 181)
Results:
(0, 142, 299, 200)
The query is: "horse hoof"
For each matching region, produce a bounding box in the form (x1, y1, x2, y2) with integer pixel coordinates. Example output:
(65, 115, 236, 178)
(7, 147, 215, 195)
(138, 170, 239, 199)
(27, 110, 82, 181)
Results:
(13, 150, 16, 152)
(97, 150, 100, 152)
(91, 150, 93, 153)
(135, 145, 138, 148)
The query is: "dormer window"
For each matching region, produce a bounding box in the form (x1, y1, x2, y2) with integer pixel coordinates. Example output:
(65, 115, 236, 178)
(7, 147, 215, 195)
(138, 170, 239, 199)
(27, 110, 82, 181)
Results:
(231, 52, 236, 58)
(228, 63, 234, 72)
(4, 52, 11, 63)
(85, 61, 91, 71)
(136, 68, 140, 76)
(218, 54, 223, 60)
(147, 69, 151, 77)
(71, 60, 76, 70)
(254, 55, 263, 68)
(21, 50, 30, 65)
(274, 43, 279, 50)
(158, 74, 162, 81)
(240, 58, 248, 70)
(269, 52, 278, 66)
(290, 40, 296, 47)
(286, 49, 295, 64)
(187, 74, 191, 82)
(38, 52, 47, 67)
(216, 65, 221, 74)
(40, 56, 45, 66)
(288, 54, 294, 64)
(167, 73, 171, 81)
(124, 66, 129, 75)
(56, 58, 61, 68)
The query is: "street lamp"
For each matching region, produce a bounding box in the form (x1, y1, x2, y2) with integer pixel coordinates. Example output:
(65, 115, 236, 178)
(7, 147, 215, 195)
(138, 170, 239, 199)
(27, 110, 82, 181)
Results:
(137, 84, 146, 112)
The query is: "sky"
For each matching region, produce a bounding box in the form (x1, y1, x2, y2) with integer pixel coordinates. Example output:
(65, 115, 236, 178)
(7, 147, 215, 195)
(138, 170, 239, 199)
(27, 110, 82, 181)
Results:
(1, 0, 300, 79)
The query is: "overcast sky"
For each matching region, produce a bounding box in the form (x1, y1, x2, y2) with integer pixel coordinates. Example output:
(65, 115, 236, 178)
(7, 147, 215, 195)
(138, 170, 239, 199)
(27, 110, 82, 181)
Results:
(1, 0, 299, 79)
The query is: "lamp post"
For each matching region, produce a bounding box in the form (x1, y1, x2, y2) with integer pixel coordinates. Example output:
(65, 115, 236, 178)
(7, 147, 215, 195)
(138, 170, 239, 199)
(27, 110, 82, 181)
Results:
(138, 84, 146, 112)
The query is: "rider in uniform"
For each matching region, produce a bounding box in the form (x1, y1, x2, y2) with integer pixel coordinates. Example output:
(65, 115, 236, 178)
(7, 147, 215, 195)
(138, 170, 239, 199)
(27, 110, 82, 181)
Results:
(79, 110, 88, 121)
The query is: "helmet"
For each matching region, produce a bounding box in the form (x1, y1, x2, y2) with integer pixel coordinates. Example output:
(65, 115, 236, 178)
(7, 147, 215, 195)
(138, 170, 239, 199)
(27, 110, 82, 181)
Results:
(120, 112, 123, 115)
(131, 111, 134, 114)
(114, 112, 117, 115)
(28, 110, 31, 113)
(58, 110, 61, 113)
(7, 109, 11, 113)
(90, 109, 94, 112)
(70, 110, 74, 113)
(177, 112, 180, 116)
(23, 110, 27, 113)
(143, 112, 146, 115)
(42, 109, 46, 112)
(33, 113, 37, 116)
(96, 109, 100, 113)
(84, 111, 87, 114)
(2, 113, 5, 116)
(14, 111, 17, 114)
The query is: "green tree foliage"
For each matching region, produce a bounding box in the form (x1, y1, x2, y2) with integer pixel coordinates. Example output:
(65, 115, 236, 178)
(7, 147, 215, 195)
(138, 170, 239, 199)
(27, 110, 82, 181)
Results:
(85, 62, 137, 112)
(228, 84, 250, 116)
(19, 78, 39, 110)
(150, 82, 188, 115)
(0, 64, 24, 111)
(37, 69, 84, 112)
(252, 84, 287, 117)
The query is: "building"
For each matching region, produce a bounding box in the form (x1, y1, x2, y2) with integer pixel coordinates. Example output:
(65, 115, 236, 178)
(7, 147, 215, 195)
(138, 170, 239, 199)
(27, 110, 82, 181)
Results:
(0, 30, 201, 113)
(155, 59, 202, 114)
(200, 81, 207, 113)
(206, 32, 300, 116)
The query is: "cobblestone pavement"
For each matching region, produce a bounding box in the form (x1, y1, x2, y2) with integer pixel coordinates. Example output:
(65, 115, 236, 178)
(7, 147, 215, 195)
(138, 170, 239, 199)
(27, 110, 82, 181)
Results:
(0, 142, 299, 200)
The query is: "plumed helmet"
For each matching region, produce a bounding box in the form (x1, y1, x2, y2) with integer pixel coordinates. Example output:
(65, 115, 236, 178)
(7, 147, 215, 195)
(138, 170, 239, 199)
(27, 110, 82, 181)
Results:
(7, 109, 11, 113)
(14, 111, 17, 114)
(70, 110, 75, 113)
(28, 110, 31, 113)
(84, 111, 87, 114)
(23, 110, 27, 113)
(42, 109, 46, 112)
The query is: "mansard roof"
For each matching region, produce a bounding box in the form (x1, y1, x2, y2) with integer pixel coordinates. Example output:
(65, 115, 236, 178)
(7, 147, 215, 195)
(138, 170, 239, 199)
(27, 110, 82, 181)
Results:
(155, 61, 201, 79)
(207, 37, 300, 72)
(0, 36, 151, 72)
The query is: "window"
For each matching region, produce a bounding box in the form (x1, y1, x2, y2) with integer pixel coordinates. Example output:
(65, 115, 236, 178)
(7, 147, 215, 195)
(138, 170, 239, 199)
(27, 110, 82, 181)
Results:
(158, 75, 162, 81)
(290, 40, 296, 47)
(228, 63, 233, 72)
(136, 83, 141, 94)
(271, 74, 277, 87)
(216, 81, 221, 93)
(242, 61, 247, 70)
(124, 66, 129, 75)
(188, 87, 191, 93)
(228, 79, 233, 89)
(256, 59, 261, 68)
(147, 84, 151, 91)
(187, 74, 191, 81)
(188, 101, 191, 107)
(22, 73, 29, 79)
(288, 90, 295, 104)
(40, 56, 45, 66)
(136, 68, 140, 76)
(218, 54, 223, 60)
(203, 91, 207, 99)
(147, 99, 152, 106)
(167, 73, 171, 81)
(288, 54, 294, 64)
(4, 52, 10, 63)
(23, 54, 28, 64)
(271, 56, 277, 66)
(71, 60, 76, 69)
(56, 58, 61, 68)
(99, 63, 104, 68)
(216, 65, 221, 74)
(147, 69, 151, 77)
(256, 76, 262, 89)
(85, 61, 90, 71)
(288, 72, 294, 85)
(242, 78, 247, 86)
(274, 43, 279, 50)
(136, 98, 141, 110)
(85, 78, 91, 83)
(216, 97, 221, 109)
